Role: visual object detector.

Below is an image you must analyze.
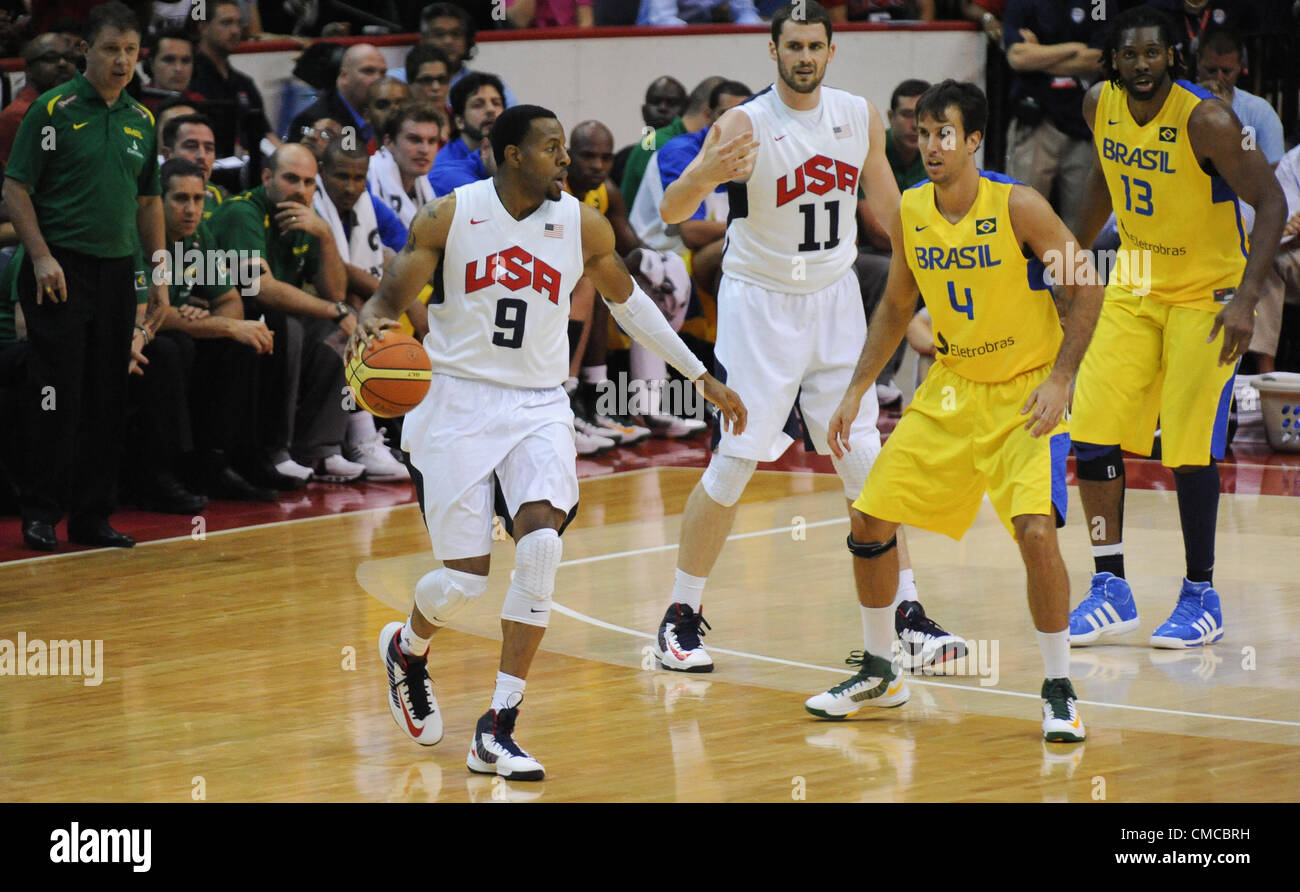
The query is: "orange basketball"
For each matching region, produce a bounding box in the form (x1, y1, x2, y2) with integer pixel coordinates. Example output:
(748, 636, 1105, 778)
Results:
(346, 329, 432, 418)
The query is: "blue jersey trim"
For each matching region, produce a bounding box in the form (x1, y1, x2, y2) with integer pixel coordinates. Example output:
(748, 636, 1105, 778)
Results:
(1050, 432, 1071, 528)
(979, 169, 1027, 187)
(1175, 79, 1217, 102)
(1210, 368, 1236, 459)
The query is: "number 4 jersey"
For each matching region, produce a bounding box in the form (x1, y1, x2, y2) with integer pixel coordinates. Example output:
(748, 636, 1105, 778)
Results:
(722, 85, 869, 294)
(901, 171, 1061, 384)
(1095, 79, 1247, 310)
(428, 177, 585, 389)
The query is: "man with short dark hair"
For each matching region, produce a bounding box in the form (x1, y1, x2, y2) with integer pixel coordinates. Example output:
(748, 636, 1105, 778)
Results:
(428, 72, 505, 196)
(610, 75, 686, 187)
(416, 3, 518, 105)
(160, 113, 226, 217)
(189, 0, 280, 159)
(621, 75, 724, 209)
(3, 2, 168, 550)
(0, 32, 78, 166)
(141, 27, 203, 111)
(405, 43, 453, 116)
(370, 102, 444, 227)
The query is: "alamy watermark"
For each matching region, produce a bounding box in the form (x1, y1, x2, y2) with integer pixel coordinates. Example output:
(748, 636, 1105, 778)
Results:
(595, 371, 704, 419)
(1042, 242, 1152, 297)
(0, 632, 103, 686)
(151, 244, 263, 298)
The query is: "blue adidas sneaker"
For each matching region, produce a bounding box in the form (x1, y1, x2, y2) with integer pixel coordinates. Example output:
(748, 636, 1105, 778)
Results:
(1069, 572, 1139, 645)
(1150, 579, 1223, 648)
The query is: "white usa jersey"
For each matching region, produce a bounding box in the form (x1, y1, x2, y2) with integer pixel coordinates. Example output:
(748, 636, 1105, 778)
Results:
(723, 84, 871, 294)
(426, 178, 584, 389)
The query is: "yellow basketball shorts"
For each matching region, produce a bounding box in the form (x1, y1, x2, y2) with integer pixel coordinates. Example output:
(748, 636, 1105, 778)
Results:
(854, 362, 1069, 541)
(1071, 285, 1236, 468)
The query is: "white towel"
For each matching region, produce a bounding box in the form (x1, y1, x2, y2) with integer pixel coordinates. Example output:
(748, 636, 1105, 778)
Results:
(367, 146, 435, 228)
(313, 176, 385, 279)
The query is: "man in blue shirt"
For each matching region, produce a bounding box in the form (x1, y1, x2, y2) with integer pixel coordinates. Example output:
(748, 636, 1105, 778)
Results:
(289, 44, 388, 152)
(1196, 28, 1284, 168)
(428, 72, 504, 197)
(639, 0, 763, 24)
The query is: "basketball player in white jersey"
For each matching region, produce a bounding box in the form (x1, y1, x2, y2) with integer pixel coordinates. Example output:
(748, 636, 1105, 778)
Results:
(350, 105, 746, 781)
(650, 1, 963, 680)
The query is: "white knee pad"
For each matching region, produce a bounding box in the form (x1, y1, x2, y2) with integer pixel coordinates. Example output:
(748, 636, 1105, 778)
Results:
(831, 438, 880, 501)
(501, 528, 563, 628)
(700, 454, 757, 507)
(414, 567, 488, 627)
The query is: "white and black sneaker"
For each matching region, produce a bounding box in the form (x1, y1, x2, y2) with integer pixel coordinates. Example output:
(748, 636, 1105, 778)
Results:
(466, 703, 545, 781)
(895, 600, 966, 673)
(379, 621, 443, 745)
(653, 603, 714, 672)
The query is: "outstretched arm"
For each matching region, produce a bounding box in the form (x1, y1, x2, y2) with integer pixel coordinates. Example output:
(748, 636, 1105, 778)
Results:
(660, 108, 757, 225)
(579, 204, 746, 434)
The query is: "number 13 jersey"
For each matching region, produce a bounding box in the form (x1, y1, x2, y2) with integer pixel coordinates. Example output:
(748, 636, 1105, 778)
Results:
(722, 85, 870, 294)
(429, 178, 585, 389)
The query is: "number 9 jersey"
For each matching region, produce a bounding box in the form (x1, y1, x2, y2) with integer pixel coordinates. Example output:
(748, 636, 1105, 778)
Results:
(427, 178, 585, 389)
(721, 85, 869, 294)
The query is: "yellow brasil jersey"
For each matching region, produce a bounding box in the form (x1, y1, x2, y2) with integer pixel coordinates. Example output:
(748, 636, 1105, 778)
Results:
(902, 171, 1061, 384)
(563, 178, 609, 215)
(1095, 79, 1247, 309)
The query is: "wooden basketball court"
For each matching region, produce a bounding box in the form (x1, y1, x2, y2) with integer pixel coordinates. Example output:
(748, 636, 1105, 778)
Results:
(2, 463, 1296, 803)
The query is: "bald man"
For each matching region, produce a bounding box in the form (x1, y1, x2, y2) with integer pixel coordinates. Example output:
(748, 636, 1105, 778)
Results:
(0, 33, 77, 165)
(290, 43, 390, 154)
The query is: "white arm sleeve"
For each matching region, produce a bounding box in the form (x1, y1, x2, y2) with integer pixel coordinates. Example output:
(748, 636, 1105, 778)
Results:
(604, 283, 708, 382)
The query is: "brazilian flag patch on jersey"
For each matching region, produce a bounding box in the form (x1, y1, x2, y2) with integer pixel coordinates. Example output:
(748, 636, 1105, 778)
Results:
(975, 218, 997, 235)
(1159, 126, 1177, 142)
(134, 271, 147, 290)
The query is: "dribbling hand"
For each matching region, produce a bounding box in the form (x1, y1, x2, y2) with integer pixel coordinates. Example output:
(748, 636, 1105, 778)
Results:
(345, 315, 399, 364)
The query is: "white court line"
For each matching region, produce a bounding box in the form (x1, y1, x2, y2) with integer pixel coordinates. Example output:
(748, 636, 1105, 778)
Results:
(553, 523, 1300, 731)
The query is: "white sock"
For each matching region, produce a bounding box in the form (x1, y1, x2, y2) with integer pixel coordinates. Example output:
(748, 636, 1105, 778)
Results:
(491, 671, 526, 712)
(1037, 629, 1070, 680)
(564, 375, 578, 395)
(400, 620, 431, 658)
(861, 605, 895, 660)
(671, 568, 706, 612)
(580, 364, 607, 385)
(893, 568, 916, 610)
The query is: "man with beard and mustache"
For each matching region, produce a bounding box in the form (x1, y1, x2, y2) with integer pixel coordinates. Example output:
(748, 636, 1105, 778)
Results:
(1065, 7, 1285, 651)
(428, 72, 504, 197)
(354, 105, 745, 778)
(648, 1, 965, 678)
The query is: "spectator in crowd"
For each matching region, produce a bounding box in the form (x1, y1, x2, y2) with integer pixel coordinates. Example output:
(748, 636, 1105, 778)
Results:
(154, 96, 198, 144)
(1147, 0, 1265, 68)
(3, 2, 168, 551)
(206, 142, 361, 486)
(1002, 0, 1111, 234)
(311, 141, 410, 481)
(611, 76, 687, 188)
(884, 78, 929, 191)
(1196, 28, 1284, 167)
(405, 43, 453, 122)
(622, 75, 724, 209)
(369, 102, 443, 228)
(506, 0, 596, 27)
(139, 27, 205, 111)
(0, 4, 31, 59)
(962, 0, 1005, 44)
(638, 0, 763, 24)
(160, 112, 227, 216)
(364, 77, 410, 147)
(822, 0, 936, 21)
(428, 71, 504, 196)
(290, 43, 389, 154)
(189, 0, 280, 160)
(0, 32, 78, 167)
(410, 3, 519, 106)
(299, 117, 345, 161)
(1268, 143, 1300, 372)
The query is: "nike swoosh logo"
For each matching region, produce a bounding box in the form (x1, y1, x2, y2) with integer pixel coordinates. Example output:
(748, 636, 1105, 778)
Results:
(1107, 119, 1119, 125)
(73, 122, 89, 130)
(774, 135, 786, 141)
(914, 225, 927, 231)
(401, 692, 425, 737)
(470, 217, 488, 225)
(530, 607, 545, 613)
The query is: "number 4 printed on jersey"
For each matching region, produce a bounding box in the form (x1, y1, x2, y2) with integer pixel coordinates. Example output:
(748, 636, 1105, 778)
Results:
(947, 281, 974, 320)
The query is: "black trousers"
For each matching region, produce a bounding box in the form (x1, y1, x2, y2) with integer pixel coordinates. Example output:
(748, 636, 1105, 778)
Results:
(191, 335, 262, 459)
(125, 329, 195, 481)
(18, 246, 135, 524)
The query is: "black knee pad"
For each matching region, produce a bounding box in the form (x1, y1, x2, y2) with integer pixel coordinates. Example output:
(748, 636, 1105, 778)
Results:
(846, 534, 897, 559)
(1074, 442, 1124, 482)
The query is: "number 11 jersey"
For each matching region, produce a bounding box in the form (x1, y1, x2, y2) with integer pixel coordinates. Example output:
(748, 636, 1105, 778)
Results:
(722, 84, 870, 294)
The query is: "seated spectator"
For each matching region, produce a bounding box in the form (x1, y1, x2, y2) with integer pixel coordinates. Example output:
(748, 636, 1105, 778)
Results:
(0, 32, 78, 167)
(823, 0, 936, 21)
(298, 117, 345, 161)
(160, 112, 226, 216)
(405, 42, 453, 126)
(189, 0, 280, 160)
(311, 141, 410, 481)
(1147, 0, 1265, 69)
(139, 27, 205, 112)
(1271, 143, 1300, 372)
(638, 0, 763, 25)
(364, 77, 410, 147)
(622, 75, 724, 210)
(1197, 28, 1284, 168)
(289, 44, 389, 154)
(428, 72, 504, 196)
(207, 143, 363, 486)
(398, 4, 519, 106)
(611, 76, 687, 188)
(506, 0, 596, 27)
(369, 102, 443, 227)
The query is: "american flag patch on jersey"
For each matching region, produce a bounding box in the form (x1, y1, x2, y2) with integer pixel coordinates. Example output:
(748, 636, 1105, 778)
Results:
(833, 124, 851, 139)
(544, 223, 564, 238)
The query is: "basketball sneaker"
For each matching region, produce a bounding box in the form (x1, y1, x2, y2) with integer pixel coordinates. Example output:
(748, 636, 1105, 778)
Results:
(311, 453, 366, 483)
(466, 704, 545, 781)
(653, 603, 713, 672)
(1068, 572, 1139, 645)
(378, 621, 443, 746)
(1150, 579, 1223, 648)
(1041, 677, 1086, 742)
(595, 412, 652, 446)
(804, 650, 909, 718)
(346, 429, 409, 482)
(573, 415, 617, 455)
(895, 600, 966, 672)
(646, 413, 707, 438)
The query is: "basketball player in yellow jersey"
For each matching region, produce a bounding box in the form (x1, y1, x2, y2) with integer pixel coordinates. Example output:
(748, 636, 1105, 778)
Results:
(1066, 7, 1285, 651)
(805, 81, 1106, 742)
